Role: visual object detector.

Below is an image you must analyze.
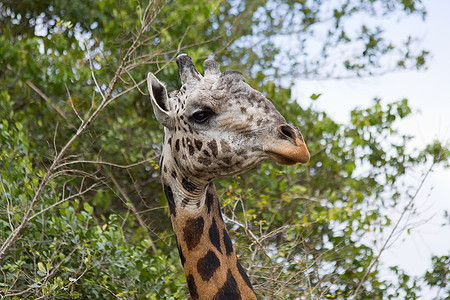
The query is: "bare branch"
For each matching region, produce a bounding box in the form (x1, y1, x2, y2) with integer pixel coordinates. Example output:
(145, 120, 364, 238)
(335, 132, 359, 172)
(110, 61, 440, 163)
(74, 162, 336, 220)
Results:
(55, 157, 157, 171)
(29, 181, 101, 221)
(66, 84, 83, 123)
(353, 161, 437, 297)
(0, 0, 167, 260)
(24, 79, 68, 120)
(107, 172, 157, 253)
(86, 46, 106, 102)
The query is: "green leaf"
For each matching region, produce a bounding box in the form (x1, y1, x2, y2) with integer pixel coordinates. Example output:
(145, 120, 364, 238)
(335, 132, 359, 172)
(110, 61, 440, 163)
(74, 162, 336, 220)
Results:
(83, 202, 94, 215)
(310, 93, 322, 101)
(37, 262, 46, 273)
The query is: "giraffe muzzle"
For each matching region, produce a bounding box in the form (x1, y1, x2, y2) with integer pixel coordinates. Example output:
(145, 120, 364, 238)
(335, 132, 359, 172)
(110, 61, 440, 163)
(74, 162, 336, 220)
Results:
(266, 124, 310, 165)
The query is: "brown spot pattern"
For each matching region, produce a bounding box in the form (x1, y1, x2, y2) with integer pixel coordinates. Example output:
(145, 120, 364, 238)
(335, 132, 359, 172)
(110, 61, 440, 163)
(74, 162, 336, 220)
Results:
(194, 139, 203, 151)
(220, 139, 231, 153)
(207, 140, 218, 157)
(197, 250, 221, 281)
(213, 269, 241, 299)
(237, 260, 253, 290)
(209, 218, 222, 253)
(187, 274, 199, 299)
(223, 229, 233, 256)
(198, 157, 211, 166)
(222, 156, 232, 165)
(183, 217, 204, 250)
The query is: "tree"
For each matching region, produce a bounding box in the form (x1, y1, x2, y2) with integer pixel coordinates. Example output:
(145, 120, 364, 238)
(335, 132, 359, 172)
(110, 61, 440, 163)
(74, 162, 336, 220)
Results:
(424, 255, 450, 299)
(1, 0, 448, 298)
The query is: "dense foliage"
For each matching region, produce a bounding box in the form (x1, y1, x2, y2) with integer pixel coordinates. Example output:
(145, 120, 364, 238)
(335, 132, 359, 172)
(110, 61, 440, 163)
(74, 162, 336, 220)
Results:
(1, 0, 448, 299)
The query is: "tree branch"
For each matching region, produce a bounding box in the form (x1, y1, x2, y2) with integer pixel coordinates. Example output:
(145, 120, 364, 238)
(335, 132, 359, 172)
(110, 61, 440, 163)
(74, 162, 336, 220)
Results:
(352, 161, 436, 297)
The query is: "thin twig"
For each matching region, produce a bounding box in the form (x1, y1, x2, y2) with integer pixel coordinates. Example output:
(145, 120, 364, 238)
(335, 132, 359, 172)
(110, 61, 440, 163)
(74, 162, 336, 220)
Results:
(55, 157, 156, 171)
(25, 80, 67, 120)
(28, 182, 101, 221)
(0, 2, 163, 260)
(352, 162, 436, 298)
(66, 84, 83, 123)
(107, 172, 157, 253)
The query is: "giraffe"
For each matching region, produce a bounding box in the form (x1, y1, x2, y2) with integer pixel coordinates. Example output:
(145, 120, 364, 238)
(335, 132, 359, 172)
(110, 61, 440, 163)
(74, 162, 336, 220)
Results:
(147, 54, 310, 299)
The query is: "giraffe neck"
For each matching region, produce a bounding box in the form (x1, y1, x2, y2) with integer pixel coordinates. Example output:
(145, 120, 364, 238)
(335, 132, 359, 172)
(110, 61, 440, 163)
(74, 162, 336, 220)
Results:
(161, 171, 256, 299)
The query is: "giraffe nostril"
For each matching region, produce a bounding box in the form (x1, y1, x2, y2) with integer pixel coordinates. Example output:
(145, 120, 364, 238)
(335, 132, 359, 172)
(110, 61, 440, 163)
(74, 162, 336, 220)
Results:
(278, 124, 297, 141)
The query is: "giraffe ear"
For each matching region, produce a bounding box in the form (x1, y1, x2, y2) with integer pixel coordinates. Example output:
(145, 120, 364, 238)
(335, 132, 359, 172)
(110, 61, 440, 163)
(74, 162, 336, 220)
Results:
(147, 73, 174, 129)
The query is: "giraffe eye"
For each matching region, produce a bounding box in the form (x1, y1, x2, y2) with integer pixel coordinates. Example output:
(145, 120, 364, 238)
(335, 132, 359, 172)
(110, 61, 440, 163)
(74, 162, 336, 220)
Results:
(191, 109, 214, 124)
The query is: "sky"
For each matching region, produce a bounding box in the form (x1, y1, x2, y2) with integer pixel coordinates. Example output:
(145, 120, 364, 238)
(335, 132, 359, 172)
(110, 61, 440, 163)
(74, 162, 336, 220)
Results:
(294, 0, 450, 285)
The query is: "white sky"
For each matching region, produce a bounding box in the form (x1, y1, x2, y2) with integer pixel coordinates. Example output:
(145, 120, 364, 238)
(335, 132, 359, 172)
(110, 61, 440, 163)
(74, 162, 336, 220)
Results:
(294, 0, 450, 287)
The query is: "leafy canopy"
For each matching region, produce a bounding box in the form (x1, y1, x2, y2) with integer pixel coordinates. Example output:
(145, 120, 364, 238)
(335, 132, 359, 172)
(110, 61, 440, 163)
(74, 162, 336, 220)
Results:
(1, 0, 448, 299)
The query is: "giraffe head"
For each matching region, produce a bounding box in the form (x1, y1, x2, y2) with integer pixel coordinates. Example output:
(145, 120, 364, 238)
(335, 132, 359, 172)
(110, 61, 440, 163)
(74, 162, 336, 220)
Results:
(148, 54, 309, 182)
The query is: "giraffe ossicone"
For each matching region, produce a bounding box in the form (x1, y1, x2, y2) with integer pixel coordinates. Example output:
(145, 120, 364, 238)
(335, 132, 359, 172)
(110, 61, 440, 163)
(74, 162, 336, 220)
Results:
(147, 54, 309, 299)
